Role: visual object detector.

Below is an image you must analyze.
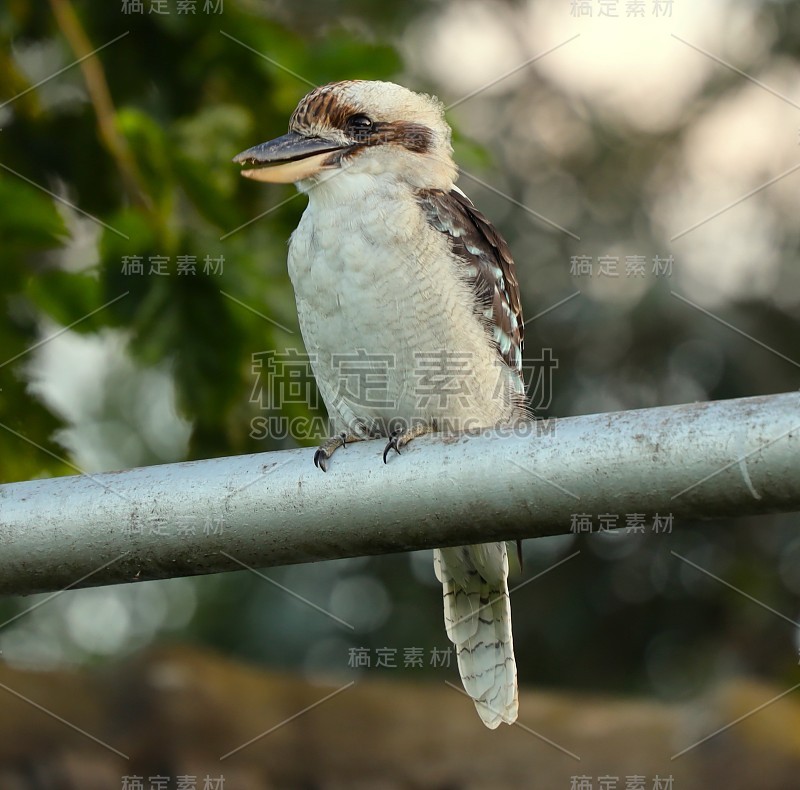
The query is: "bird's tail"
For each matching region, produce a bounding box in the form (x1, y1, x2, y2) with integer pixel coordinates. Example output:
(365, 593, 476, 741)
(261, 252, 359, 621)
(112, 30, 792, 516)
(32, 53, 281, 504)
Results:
(434, 544, 518, 728)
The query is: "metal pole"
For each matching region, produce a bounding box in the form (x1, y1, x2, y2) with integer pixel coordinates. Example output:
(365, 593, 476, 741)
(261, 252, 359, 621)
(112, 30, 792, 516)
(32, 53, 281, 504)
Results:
(0, 392, 797, 596)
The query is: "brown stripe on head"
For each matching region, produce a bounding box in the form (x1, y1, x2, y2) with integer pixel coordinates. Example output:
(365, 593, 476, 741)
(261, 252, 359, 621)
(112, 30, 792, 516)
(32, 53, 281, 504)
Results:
(290, 83, 435, 155)
(370, 121, 434, 154)
(336, 123, 434, 165)
(289, 82, 360, 133)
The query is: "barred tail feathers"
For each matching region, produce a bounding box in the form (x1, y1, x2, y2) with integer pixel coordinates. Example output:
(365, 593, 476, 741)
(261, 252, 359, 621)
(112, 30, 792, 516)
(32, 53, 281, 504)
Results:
(434, 545, 518, 728)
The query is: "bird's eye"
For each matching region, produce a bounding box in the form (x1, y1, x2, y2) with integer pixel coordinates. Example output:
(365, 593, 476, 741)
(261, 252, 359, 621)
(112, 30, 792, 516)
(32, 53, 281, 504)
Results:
(348, 114, 373, 133)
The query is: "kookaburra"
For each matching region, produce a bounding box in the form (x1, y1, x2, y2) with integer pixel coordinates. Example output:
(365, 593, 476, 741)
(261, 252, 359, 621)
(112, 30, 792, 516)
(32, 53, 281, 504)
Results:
(235, 80, 528, 728)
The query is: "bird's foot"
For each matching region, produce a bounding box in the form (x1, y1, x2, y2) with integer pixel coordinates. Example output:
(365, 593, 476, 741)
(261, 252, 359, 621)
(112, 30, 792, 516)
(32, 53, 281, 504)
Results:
(382, 421, 434, 464)
(314, 432, 360, 472)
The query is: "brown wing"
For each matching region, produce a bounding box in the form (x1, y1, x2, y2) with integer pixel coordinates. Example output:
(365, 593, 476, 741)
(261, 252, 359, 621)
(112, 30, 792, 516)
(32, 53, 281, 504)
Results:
(416, 187, 524, 383)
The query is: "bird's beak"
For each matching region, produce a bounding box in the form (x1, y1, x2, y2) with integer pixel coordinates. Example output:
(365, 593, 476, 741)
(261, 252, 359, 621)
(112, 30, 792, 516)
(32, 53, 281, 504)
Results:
(233, 131, 345, 184)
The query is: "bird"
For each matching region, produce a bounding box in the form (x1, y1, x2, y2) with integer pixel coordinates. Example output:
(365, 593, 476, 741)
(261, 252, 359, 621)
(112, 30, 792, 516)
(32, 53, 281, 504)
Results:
(234, 80, 528, 729)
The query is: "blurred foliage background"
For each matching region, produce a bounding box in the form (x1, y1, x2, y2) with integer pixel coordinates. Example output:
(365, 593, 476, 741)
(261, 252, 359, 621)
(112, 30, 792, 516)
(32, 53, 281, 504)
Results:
(0, 0, 799, 728)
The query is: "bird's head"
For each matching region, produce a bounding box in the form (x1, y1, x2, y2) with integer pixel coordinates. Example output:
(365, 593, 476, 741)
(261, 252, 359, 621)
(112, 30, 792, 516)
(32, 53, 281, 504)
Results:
(234, 80, 457, 192)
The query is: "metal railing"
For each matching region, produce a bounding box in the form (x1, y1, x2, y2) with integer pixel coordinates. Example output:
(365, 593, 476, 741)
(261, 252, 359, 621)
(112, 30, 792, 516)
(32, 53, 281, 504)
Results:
(0, 392, 797, 596)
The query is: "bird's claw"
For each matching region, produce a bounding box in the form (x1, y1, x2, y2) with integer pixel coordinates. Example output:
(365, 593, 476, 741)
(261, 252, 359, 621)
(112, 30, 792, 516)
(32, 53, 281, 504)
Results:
(313, 432, 352, 472)
(382, 431, 402, 464)
(313, 448, 330, 472)
(383, 422, 433, 464)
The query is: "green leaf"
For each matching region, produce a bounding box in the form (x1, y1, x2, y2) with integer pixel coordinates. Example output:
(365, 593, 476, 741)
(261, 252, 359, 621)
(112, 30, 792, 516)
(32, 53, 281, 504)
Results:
(116, 107, 175, 214)
(23, 270, 102, 331)
(0, 176, 67, 249)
